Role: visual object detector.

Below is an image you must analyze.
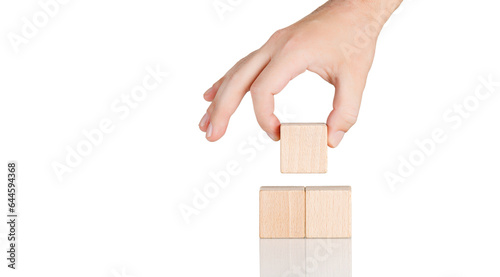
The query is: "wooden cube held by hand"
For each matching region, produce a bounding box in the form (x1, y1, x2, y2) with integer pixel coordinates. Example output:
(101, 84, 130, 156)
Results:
(280, 123, 327, 173)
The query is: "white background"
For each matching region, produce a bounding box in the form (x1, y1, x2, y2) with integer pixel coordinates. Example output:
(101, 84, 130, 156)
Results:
(1, 0, 500, 276)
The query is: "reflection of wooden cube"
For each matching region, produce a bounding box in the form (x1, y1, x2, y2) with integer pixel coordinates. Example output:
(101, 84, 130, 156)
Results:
(306, 186, 352, 238)
(259, 186, 305, 238)
(280, 123, 327, 173)
(260, 239, 305, 276)
(305, 239, 352, 276)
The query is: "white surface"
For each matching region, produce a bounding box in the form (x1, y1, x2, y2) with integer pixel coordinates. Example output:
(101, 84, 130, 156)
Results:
(0, 0, 500, 276)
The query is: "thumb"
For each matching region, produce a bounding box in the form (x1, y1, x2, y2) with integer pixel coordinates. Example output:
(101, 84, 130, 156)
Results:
(326, 73, 366, 148)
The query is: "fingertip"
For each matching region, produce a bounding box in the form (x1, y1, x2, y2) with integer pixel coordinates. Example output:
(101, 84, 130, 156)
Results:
(203, 86, 216, 102)
(205, 122, 227, 142)
(205, 123, 213, 139)
(258, 115, 280, 141)
(199, 112, 210, 132)
(328, 130, 345, 148)
(266, 131, 279, 141)
(326, 109, 350, 148)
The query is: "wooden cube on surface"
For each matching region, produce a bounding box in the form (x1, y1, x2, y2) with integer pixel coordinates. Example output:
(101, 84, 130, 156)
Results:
(259, 186, 305, 238)
(305, 186, 351, 238)
(280, 123, 327, 174)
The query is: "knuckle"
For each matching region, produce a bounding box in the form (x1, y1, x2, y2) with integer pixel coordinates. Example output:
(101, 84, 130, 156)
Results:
(250, 83, 263, 96)
(281, 34, 303, 54)
(269, 28, 287, 42)
(339, 108, 359, 126)
(227, 56, 248, 76)
(230, 70, 243, 82)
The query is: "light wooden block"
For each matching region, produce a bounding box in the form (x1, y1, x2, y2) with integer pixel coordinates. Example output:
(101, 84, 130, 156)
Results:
(280, 123, 327, 174)
(259, 186, 305, 238)
(306, 186, 351, 238)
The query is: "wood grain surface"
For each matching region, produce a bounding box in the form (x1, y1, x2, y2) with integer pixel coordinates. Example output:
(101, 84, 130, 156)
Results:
(259, 186, 306, 238)
(280, 123, 327, 173)
(306, 186, 352, 238)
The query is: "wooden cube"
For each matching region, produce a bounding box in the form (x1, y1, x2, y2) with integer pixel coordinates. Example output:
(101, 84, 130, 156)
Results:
(305, 186, 351, 238)
(259, 186, 305, 238)
(280, 123, 327, 173)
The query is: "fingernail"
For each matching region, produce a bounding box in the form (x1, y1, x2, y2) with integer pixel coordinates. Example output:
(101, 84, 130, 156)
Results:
(199, 113, 209, 128)
(206, 123, 213, 139)
(267, 132, 278, 141)
(204, 86, 213, 96)
(330, 131, 345, 148)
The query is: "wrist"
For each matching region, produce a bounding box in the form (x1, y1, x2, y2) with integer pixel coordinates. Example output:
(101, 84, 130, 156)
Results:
(357, 0, 403, 24)
(324, 0, 402, 32)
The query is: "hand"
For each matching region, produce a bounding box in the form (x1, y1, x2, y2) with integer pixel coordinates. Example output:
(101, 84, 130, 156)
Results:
(199, 0, 402, 147)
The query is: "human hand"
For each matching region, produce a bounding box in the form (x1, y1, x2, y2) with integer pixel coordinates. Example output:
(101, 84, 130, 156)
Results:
(199, 0, 402, 147)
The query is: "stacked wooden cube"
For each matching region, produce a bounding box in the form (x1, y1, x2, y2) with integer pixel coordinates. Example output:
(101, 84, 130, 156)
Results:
(259, 123, 352, 239)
